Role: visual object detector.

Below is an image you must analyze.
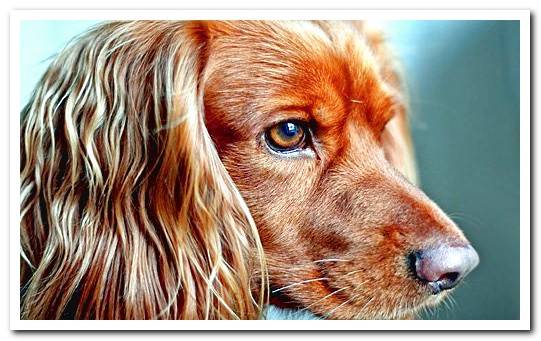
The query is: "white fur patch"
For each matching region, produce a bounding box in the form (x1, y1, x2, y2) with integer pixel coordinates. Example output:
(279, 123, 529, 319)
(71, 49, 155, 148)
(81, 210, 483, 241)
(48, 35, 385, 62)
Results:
(263, 305, 321, 320)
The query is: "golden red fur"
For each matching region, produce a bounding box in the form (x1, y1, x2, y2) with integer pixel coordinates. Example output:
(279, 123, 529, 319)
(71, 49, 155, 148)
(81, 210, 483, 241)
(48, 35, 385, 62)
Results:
(20, 20, 478, 320)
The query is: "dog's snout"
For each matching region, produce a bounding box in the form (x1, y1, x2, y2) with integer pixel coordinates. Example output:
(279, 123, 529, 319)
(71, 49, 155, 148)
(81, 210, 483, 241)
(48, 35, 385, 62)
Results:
(408, 245, 479, 294)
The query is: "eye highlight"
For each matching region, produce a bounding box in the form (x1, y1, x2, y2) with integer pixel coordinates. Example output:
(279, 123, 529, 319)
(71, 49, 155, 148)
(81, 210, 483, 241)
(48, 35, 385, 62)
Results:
(265, 121, 308, 153)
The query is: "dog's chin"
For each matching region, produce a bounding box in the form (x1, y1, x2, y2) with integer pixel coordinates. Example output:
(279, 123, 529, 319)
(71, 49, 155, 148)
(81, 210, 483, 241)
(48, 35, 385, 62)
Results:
(263, 303, 418, 320)
(266, 289, 449, 320)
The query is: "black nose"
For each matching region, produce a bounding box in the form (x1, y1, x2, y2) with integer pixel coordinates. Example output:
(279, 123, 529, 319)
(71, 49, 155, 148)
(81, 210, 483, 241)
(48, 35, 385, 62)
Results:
(409, 245, 479, 294)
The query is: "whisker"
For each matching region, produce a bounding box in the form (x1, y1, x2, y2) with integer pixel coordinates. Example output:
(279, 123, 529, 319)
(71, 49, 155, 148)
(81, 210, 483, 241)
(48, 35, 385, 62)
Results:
(271, 277, 329, 293)
(325, 292, 374, 319)
(395, 296, 413, 319)
(300, 286, 350, 311)
(421, 304, 432, 319)
(421, 306, 429, 316)
(349, 279, 369, 292)
(323, 295, 356, 319)
(359, 296, 375, 314)
(448, 295, 458, 311)
(425, 303, 436, 318)
(337, 269, 364, 279)
(441, 296, 452, 314)
(322, 281, 370, 319)
(447, 212, 483, 229)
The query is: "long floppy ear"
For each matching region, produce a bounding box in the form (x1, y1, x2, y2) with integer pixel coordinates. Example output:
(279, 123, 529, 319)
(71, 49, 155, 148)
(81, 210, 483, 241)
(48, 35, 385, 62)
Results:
(20, 21, 267, 320)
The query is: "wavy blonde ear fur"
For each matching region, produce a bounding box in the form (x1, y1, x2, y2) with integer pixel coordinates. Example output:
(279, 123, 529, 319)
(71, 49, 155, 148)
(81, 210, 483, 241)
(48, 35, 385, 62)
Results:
(20, 21, 267, 320)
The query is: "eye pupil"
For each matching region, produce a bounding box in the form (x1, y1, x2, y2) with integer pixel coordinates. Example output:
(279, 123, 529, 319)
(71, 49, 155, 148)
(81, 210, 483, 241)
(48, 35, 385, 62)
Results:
(281, 122, 298, 137)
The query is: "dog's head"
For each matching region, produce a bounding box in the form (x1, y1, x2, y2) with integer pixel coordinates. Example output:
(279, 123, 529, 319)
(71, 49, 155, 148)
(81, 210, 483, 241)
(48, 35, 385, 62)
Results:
(20, 20, 478, 320)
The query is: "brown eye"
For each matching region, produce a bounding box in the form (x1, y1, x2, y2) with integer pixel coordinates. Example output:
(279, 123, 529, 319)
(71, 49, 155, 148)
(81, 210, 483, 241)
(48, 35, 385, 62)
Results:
(265, 121, 307, 153)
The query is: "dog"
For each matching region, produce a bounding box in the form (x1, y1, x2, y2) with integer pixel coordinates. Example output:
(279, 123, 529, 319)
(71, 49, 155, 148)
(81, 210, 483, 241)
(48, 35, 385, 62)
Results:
(20, 20, 479, 320)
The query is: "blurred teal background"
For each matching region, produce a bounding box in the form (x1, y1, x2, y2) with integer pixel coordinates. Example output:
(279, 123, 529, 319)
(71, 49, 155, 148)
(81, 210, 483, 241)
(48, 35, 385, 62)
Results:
(384, 21, 520, 320)
(19, 20, 520, 320)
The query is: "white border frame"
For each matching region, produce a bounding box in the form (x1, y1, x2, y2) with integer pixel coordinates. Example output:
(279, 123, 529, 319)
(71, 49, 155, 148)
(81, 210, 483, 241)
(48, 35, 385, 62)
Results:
(9, 9, 531, 331)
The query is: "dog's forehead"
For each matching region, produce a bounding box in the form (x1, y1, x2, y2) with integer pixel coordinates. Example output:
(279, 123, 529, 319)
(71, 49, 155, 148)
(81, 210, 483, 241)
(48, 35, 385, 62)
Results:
(203, 20, 399, 132)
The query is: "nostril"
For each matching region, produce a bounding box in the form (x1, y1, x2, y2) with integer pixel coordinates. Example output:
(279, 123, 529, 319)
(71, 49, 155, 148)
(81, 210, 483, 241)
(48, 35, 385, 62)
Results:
(408, 245, 479, 294)
(407, 251, 422, 280)
(426, 272, 460, 294)
(439, 271, 459, 284)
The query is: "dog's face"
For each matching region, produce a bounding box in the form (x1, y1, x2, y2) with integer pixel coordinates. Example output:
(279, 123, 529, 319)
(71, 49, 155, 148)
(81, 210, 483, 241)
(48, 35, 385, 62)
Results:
(20, 20, 479, 320)
(202, 21, 478, 319)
